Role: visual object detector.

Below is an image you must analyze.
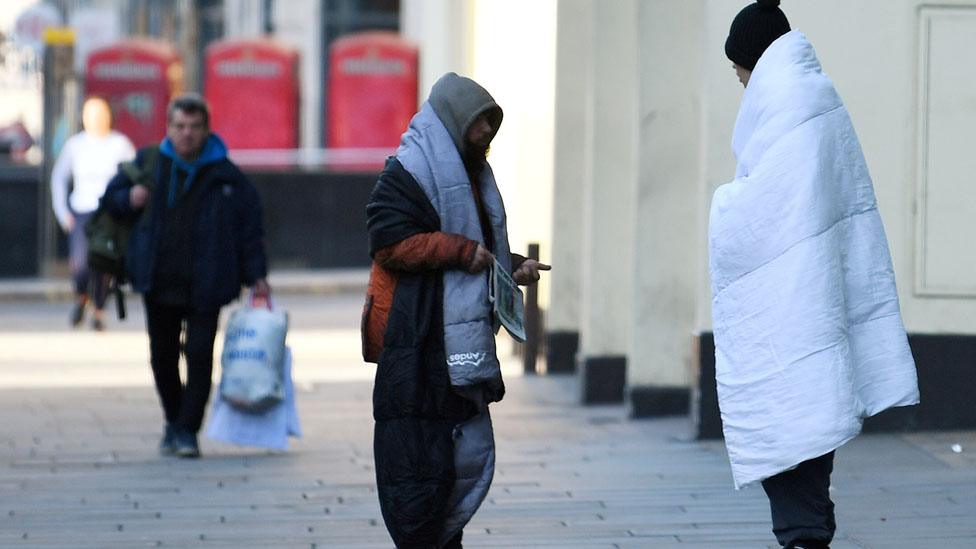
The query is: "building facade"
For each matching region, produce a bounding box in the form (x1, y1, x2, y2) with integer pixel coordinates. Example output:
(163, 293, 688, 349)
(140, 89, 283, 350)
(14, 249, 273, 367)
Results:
(547, 0, 976, 433)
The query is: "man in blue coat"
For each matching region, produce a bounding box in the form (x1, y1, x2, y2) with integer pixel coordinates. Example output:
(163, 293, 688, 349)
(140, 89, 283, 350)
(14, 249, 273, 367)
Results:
(104, 93, 270, 458)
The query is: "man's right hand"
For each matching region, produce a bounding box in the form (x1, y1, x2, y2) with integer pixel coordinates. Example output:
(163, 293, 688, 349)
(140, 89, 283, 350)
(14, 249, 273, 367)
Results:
(467, 243, 494, 273)
(129, 184, 150, 209)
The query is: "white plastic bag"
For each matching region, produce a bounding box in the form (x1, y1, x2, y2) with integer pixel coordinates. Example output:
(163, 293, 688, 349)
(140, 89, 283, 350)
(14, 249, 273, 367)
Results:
(219, 304, 288, 412)
(207, 346, 302, 451)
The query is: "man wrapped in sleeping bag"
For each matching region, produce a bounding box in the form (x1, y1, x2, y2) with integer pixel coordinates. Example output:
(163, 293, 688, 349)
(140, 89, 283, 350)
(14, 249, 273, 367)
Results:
(710, 2, 919, 547)
(361, 72, 550, 548)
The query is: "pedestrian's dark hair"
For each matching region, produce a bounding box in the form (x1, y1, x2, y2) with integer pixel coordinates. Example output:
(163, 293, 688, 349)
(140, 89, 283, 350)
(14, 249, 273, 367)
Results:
(167, 93, 210, 128)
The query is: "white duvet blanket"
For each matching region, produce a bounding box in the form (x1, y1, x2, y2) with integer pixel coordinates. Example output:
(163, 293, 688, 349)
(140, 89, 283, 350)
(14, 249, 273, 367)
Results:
(708, 31, 919, 489)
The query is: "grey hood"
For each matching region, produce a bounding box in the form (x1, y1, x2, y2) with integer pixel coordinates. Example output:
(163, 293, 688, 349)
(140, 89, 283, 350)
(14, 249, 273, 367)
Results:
(428, 72, 504, 155)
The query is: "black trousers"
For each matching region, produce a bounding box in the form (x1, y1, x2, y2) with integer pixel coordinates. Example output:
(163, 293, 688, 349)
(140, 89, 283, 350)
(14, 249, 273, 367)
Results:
(144, 298, 220, 433)
(761, 451, 836, 548)
(69, 211, 109, 309)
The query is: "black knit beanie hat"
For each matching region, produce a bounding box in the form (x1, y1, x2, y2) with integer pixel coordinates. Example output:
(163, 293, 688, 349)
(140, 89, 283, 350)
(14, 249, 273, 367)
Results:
(725, 0, 791, 71)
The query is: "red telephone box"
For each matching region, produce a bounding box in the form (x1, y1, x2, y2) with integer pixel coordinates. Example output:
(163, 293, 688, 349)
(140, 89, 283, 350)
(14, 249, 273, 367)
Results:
(204, 39, 300, 150)
(327, 31, 418, 153)
(85, 40, 183, 148)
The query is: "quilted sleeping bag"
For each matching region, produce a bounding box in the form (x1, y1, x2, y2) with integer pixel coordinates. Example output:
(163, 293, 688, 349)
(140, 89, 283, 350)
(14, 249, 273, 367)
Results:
(708, 30, 919, 489)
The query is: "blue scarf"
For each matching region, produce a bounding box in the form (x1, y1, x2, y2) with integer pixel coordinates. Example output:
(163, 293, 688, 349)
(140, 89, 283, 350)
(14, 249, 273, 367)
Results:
(159, 134, 229, 207)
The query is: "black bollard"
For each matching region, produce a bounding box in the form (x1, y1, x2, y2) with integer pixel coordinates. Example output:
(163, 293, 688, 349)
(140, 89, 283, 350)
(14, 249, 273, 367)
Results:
(523, 243, 540, 375)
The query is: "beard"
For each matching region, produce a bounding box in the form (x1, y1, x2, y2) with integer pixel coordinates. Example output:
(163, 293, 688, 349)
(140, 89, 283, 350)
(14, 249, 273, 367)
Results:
(462, 140, 490, 178)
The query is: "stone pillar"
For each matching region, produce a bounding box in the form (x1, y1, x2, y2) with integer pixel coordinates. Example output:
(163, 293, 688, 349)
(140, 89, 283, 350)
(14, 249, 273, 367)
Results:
(545, 0, 591, 374)
(577, 0, 638, 404)
(693, 0, 746, 438)
(223, 0, 263, 37)
(272, 0, 321, 149)
(627, 1, 704, 417)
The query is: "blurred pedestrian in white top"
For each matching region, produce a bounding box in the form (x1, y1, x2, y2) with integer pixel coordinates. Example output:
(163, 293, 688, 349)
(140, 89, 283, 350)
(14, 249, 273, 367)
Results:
(50, 96, 135, 331)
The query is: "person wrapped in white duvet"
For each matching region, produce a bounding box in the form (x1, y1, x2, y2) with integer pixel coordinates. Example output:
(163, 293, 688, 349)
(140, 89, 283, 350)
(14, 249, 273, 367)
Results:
(710, 2, 920, 548)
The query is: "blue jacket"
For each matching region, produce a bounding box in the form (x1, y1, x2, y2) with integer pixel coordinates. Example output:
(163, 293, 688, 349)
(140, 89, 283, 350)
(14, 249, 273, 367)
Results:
(104, 134, 267, 310)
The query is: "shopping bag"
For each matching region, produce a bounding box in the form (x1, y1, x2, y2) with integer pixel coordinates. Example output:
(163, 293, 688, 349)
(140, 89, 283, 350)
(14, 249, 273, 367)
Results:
(218, 303, 288, 412)
(207, 346, 302, 451)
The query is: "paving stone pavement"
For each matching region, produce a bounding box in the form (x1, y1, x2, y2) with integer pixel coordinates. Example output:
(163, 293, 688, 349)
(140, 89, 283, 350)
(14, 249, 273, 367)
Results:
(1, 374, 974, 549)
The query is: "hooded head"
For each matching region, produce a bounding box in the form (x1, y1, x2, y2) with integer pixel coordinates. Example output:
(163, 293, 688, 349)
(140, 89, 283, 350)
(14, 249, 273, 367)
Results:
(428, 72, 503, 164)
(725, 0, 791, 71)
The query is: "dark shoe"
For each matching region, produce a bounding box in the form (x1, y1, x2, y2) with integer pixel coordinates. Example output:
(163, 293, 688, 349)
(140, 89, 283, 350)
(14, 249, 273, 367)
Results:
(159, 425, 177, 456)
(91, 317, 106, 332)
(173, 430, 201, 458)
(69, 301, 86, 327)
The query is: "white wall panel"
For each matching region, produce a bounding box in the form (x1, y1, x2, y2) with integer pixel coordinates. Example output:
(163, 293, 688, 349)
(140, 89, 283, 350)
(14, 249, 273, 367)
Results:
(915, 6, 976, 297)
